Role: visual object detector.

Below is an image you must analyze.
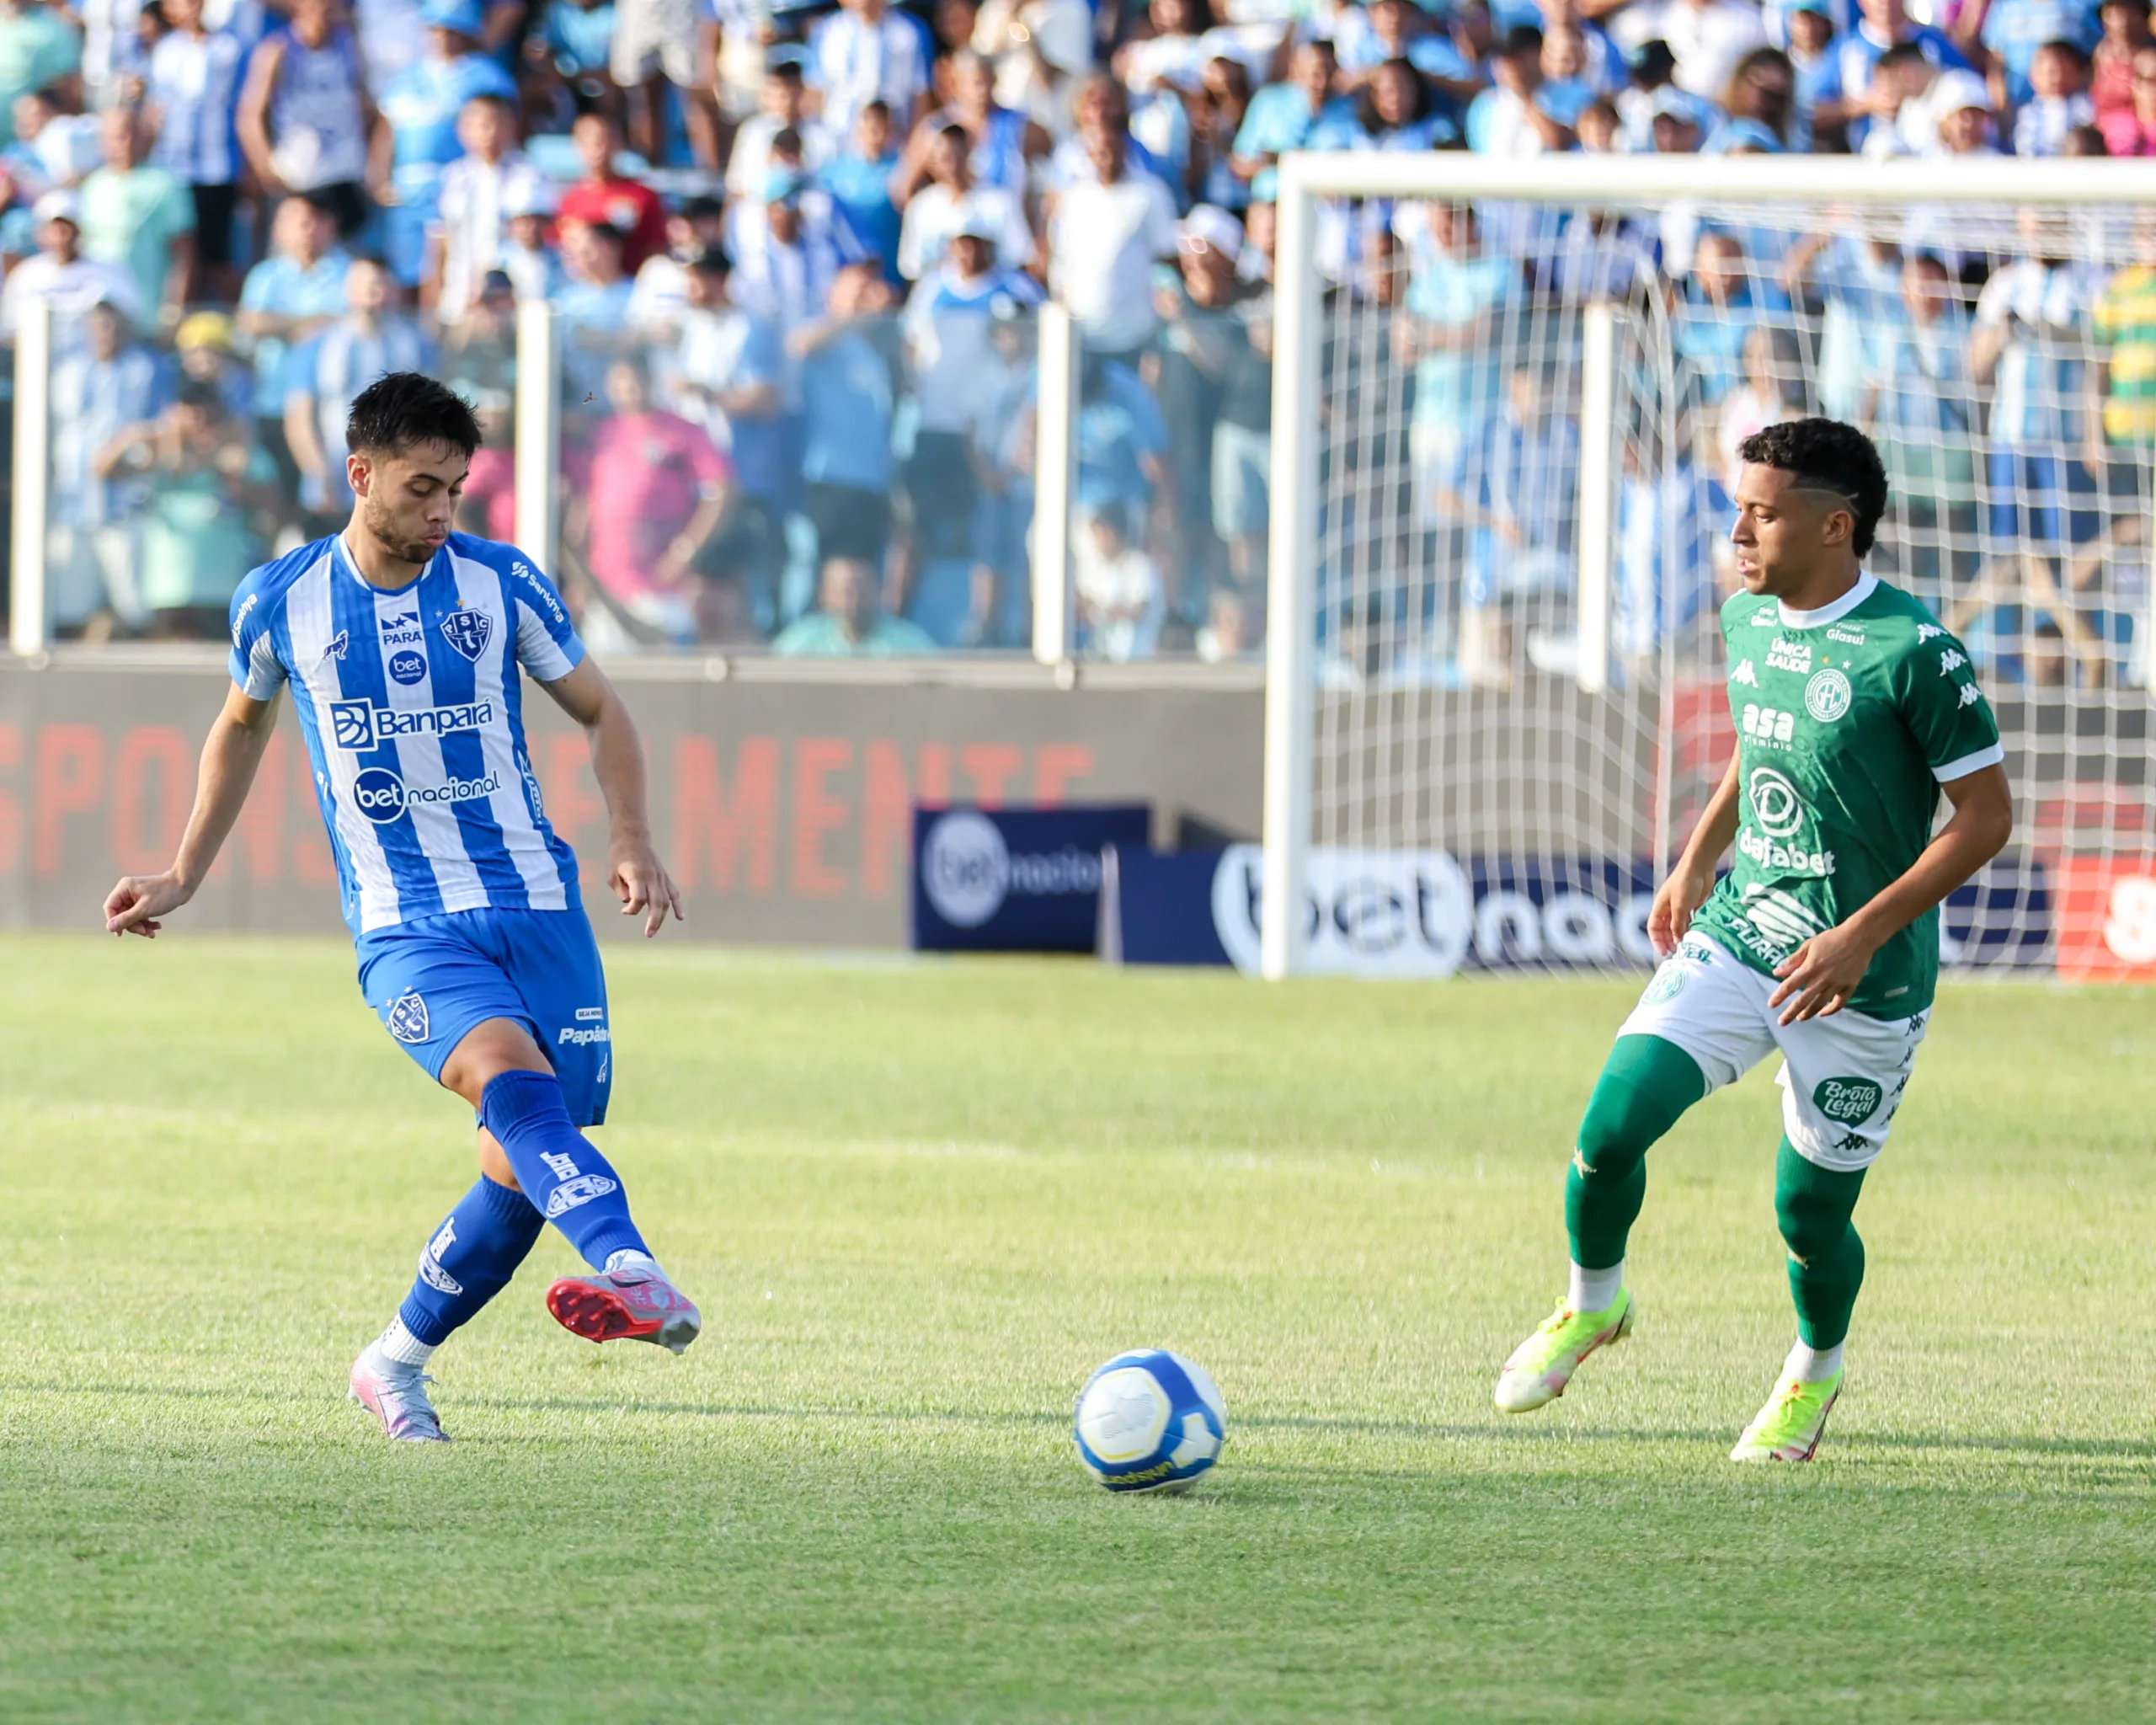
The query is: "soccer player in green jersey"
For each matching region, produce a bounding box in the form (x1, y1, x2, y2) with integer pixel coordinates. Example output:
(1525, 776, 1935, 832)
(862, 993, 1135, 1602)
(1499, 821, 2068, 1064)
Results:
(1493, 418, 2015, 1461)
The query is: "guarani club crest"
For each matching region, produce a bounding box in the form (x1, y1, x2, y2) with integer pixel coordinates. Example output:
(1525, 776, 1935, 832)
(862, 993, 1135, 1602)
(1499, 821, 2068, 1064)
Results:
(440, 607, 493, 662)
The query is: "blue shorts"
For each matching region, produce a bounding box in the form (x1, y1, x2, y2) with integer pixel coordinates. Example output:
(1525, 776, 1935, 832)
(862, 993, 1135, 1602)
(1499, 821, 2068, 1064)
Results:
(354, 905, 613, 1127)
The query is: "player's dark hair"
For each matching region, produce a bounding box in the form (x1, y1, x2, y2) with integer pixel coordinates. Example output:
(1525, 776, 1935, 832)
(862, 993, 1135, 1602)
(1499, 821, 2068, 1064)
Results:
(346, 372, 483, 458)
(1737, 417, 1889, 558)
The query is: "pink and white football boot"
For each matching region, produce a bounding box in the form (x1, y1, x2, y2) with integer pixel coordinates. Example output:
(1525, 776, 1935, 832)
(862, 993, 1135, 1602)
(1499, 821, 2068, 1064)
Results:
(546, 1255, 702, 1354)
(349, 1344, 451, 1443)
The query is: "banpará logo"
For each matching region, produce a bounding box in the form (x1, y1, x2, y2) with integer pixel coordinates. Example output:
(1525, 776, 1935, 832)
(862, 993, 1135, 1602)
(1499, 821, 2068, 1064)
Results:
(1766, 638, 1813, 674)
(1813, 1076, 1883, 1125)
(330, 697, 494, 753)
(350, 766, 502, 824)
(545, 1172, 618, 1218)
(1747, 766, 1806, 839)
(440, 607, 494, 662)
(387, 991, 430, 1043)
(921, 810, 1011, 927)
(387, 649, 427, 686)
(1804, 668, 1853, 723)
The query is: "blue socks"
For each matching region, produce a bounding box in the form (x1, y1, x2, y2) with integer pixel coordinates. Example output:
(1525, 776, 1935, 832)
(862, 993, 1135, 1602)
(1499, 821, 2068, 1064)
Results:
(396, 1175, 546, 1348)
(478, 1070, 648, 1270)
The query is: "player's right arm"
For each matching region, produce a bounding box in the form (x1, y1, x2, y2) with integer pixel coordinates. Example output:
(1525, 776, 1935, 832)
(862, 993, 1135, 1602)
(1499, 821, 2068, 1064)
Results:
(1648, 749, 1742, 958)
(104, 685, 280, 937)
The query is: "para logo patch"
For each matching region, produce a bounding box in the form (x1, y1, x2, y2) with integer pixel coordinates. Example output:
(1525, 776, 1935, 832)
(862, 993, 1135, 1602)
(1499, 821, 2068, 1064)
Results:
(440, 607, 494, 662)
(1804, 668, 1853, 723)
(1812, 1076, 1883, 1125)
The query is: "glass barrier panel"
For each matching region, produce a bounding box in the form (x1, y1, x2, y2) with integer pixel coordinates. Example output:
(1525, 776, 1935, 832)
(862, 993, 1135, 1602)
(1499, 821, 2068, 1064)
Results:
(550, 295, 1038, 657)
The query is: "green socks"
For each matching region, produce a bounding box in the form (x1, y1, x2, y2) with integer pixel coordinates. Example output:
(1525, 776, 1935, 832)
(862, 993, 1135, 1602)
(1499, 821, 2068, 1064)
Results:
(1774, 1136, 1868, 1349)
(1565, 1034, 1708, 1272)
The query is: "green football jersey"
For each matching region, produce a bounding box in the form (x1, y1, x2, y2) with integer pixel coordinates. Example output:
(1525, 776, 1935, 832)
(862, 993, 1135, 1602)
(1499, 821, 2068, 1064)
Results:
(1689, 573, 2004, 1018)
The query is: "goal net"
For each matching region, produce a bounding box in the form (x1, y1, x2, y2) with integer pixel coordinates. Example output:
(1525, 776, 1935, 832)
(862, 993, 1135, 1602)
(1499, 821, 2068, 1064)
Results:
(1258, 154, 2156, 983)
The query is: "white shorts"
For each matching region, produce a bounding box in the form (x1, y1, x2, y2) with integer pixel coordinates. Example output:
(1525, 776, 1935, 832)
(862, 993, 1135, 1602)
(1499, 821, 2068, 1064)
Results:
(1617, 932, 1928, 1172)
(611, 0, 700, 88)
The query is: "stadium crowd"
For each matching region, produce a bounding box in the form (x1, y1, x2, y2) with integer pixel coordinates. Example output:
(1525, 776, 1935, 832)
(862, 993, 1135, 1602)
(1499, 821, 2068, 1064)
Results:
(0, 0, 2148, 677)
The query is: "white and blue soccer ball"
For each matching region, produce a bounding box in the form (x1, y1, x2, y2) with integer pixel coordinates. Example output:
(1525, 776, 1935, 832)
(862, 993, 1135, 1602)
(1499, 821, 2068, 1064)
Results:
(1073, 1349, 1226, 1493)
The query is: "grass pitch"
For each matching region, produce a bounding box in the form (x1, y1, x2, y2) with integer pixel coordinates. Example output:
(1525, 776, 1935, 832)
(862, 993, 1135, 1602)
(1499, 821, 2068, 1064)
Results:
(2, 935, 2153, 1722)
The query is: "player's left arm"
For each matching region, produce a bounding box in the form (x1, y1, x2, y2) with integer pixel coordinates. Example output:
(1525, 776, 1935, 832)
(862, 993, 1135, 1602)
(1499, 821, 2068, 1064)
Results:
(1769, 764, 2013, 1024)
(537, 658, 686, 938)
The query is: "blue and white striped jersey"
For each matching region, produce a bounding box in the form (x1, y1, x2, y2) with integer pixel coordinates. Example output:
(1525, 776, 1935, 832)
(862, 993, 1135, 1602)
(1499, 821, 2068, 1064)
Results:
(228, 531, 585, 937)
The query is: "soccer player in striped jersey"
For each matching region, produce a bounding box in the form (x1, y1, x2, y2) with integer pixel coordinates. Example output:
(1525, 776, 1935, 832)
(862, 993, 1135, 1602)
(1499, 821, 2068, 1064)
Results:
(1492, 419, 2015, 1461)
(104, 373, 699, 1443)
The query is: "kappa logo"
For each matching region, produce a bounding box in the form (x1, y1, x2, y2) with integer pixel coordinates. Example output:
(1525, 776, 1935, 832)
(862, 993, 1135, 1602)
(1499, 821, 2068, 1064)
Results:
(1804, 668, 1853, 723)
(1731, 660, 1758, 686)
(1939, 648, 1967, 676)
(1917, 623, 1945, 643)
(1958, 681, 1983, 708)
(388, 992, 430, 1044)
(440, 607, 494, 662)
(545, 1172, 619, 1218)
(1766, 638, 1813, 675)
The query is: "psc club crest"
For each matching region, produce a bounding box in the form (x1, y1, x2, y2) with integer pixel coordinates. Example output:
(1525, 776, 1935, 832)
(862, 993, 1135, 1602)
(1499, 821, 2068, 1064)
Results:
(440, 607, 494, 662)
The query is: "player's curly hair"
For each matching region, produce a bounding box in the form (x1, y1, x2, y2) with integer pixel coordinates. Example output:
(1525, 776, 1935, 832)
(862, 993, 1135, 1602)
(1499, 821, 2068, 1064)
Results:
(347, 371, 482, 458)
(1737, 418, 1889, 559)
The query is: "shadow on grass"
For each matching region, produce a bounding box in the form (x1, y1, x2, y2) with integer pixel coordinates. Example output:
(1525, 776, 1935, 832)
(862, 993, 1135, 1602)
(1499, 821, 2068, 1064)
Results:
(16, 1379, 2156, 1461)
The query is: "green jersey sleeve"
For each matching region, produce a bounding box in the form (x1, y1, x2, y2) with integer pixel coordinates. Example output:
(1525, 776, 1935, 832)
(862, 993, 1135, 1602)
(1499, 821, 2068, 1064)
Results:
(1892, 622, 2004, 782)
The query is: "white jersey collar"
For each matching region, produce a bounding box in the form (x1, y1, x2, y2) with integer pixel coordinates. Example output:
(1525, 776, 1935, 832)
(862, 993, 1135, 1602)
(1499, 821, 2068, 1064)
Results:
(1777, 570, 1876, 630)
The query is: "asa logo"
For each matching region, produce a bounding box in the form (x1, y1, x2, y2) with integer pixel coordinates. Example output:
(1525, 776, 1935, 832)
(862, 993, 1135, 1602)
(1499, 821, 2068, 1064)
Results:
(1741, 703, 1796, 744)
(1813, 1076, 1883, 1125)
(1804, 668, 1852, 723)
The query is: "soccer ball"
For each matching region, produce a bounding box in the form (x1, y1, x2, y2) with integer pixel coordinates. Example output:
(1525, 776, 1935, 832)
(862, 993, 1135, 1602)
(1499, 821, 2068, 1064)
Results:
(1072, 1349, 1226, 1493)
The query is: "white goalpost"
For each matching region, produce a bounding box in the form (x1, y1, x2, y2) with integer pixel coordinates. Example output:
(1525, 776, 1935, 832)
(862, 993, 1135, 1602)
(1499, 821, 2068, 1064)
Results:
(1261, 152, 2156, 981)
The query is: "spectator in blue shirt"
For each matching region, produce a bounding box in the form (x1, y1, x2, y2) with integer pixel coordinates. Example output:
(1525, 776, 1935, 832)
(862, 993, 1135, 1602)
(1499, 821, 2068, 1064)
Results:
(555, 216, 637, 403)
(237, 190, 351, 512)
(1978, 0, 2099, 107)
(369, 0, 518, 287)
(1782, 0, 1846, 144)
(145, 0, 246, 301)
(49, 296, 163, 634)
(1460, 360, 1581, 685)
(1230, 39, 1363, 204)
(1672, 229, 1791, 406)
(791, 261, 903, 567)
(1396, 199, 1521, 518)
(819, 99, 904, 281)
(1831, 0, 1968, 145)
(282, 254, 437, 517)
